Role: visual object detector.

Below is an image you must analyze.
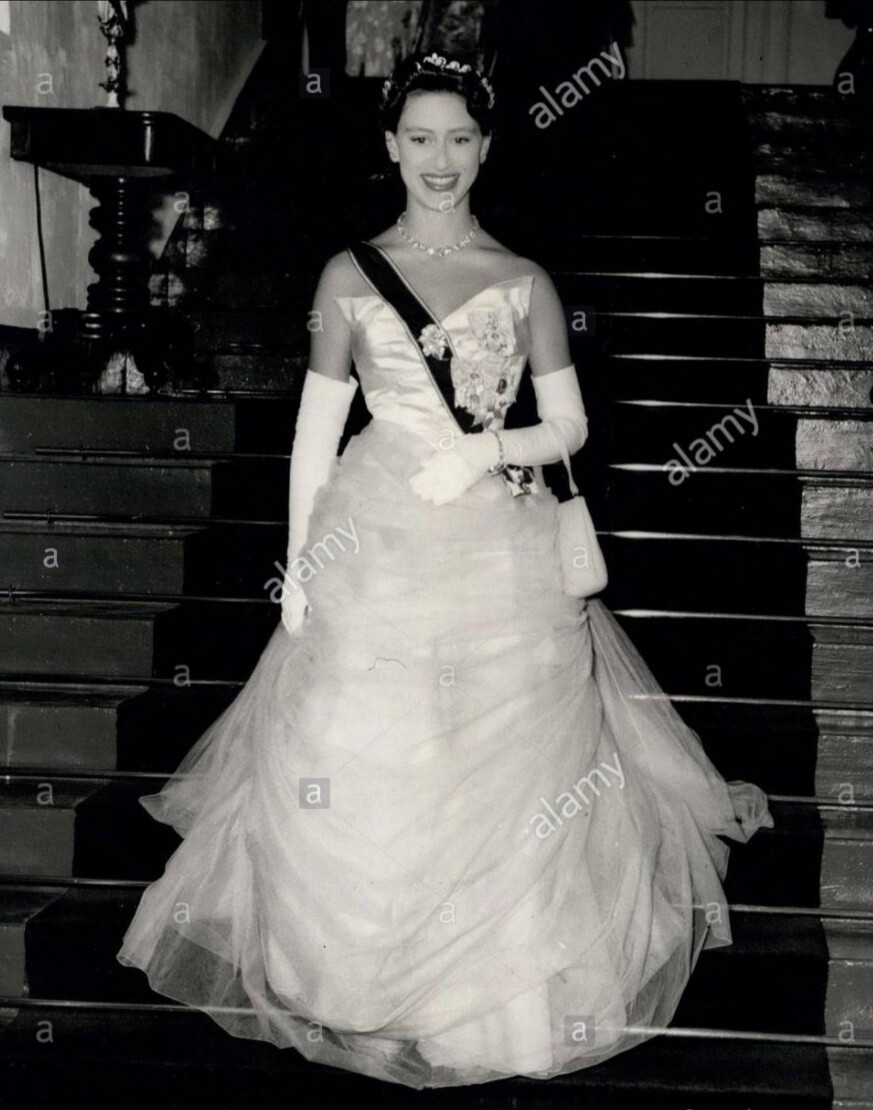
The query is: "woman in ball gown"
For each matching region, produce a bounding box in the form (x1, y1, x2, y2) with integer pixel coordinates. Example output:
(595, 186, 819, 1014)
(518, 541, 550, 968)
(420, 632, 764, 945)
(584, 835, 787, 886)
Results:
(117, 51, 773, 1090)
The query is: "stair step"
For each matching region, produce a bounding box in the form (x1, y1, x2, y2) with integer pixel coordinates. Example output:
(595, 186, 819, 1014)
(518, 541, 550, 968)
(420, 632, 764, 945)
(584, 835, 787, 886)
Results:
(0, 884, 840, 1034)
(755, 144, 873, 173)
(760, 207, 873, 243)
(768, 365, 873, 409)
(806, 548, 873, 619)
(612, 401, 873, 472)
(831, 1045, 873, 1109)
(197, 349, 308, 392)
(542, 236, 761, 276)
(0, 1001, 837, 1107)
(816, 711, 873, 800)
(553, 273, 763, 315)
(742, 86, 866, 118)
(0, 599, 277, 681)
(601, 356, 872, 411)
(825, 919, 873, 1041)
(764, 282, 873, 317)
(0, 681, 236, 773)
(749, 113, 870, 142)
(761, 241, 873, 280)
(613, 611, 873, 706)
(187, 306, 310, 352)
(803, 484, 873, 541)
(578, 312, 766, 357)
(0, 519, 284, 598)
(723, 801, 870, 909)
(0, 394, 296, 455)
(0, 454, 287, 519)
(0, 774, 864, 908)
(0, 686, 144, 770)
(0, 601, 172, 679)
(767, 322, 873, 362)
(603, 354, 772, 405)
(600, 468, 873, 540)
(0, 887, 63, 997)
(603, 533, 872, 619)
(756, 173, 873, 209)
(0, 782, 102, 876)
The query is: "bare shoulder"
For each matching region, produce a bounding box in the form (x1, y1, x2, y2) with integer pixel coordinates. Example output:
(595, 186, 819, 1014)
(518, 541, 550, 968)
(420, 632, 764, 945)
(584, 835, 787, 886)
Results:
(505, 253, 561, 306)
(315, 249, 363, 298)
(478, 234, 555, 285)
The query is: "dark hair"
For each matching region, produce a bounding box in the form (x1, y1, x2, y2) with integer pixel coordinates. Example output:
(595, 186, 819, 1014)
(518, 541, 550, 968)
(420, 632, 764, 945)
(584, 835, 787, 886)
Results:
(378, 53, 495, 137)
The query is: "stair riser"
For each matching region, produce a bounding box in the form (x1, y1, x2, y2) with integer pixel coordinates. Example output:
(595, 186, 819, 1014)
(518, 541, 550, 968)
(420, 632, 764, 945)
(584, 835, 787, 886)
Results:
(0, 808, 75, 876)
(604, 538, 809, 616)
(545, 239, 761, 276)
(0, 461, 214, 519)
(0, 604, 276, 682)
(760, 208, 873, 243)
(807, 558, 873, 619)
(822, 841, 873, 907)
(761, 244, 873, 280)
(756, 174, 873, 209)
(583, 316, 764, 358)
(605, 358, 772, 406)
(2, 892, 833, 1035)
(0, 396, 297, 455)
(604, 540, 872, 620)
(0, 922, 25, 997)
(0, 613, 158, 678)
(617, 615, 873, 704)
(0, 534, 186, 595)
(768, 367, 873, 409)
(812, 640, 873, 704)
(0, 459, 287, 520)
(817, 734, 873, 800)
(612, 409, 873, 472)
(767, 324, 873, 362)
(555, 276, 762, 315)
(756, 147, 873, 173)
(0, 528, 285, 598)
(0, 399, 235, 455)
(827, 962, 873, 1041)
(0, 685, 238, 774)
(617, 617, 813, 701)
(764, 283, 873, 317)
(603, 472, 872, 540)
(803, 487, 873, 541)
(1, 702, 119, 770)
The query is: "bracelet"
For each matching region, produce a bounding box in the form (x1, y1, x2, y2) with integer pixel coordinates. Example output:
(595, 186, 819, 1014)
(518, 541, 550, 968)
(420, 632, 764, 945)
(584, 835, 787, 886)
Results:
(487, 428, 505, 475)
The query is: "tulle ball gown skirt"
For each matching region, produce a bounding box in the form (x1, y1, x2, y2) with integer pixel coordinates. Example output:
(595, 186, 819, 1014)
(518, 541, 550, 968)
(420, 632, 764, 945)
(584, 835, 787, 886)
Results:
(117, 417, 772, 1089)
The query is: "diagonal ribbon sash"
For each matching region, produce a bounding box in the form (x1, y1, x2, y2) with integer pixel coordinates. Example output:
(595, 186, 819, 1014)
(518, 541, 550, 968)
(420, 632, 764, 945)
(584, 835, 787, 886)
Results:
(347, 240, 537, 497)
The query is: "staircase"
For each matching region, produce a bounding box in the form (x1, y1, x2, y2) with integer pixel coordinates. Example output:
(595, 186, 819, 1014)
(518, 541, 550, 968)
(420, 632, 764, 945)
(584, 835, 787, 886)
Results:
(1, 42, 871, 1108)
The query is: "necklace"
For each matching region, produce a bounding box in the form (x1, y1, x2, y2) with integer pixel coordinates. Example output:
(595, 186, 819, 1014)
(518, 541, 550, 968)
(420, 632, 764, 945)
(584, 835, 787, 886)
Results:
(396, 212, 480, 258)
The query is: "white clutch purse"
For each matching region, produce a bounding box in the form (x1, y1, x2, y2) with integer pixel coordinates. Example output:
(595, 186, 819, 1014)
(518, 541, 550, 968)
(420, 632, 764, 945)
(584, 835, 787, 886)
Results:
(551, 429, 608, 598)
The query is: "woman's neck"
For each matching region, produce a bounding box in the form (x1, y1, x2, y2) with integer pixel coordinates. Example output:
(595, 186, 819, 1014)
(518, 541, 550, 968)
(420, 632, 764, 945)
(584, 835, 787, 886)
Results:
(401, 198, 476, 246)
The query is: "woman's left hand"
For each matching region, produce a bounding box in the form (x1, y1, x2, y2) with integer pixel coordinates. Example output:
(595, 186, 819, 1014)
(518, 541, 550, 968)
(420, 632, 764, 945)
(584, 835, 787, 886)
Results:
(409, 433, 497, 505)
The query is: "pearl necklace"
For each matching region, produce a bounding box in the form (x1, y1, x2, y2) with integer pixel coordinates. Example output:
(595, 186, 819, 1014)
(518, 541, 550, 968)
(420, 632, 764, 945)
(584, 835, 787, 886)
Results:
(396, 212, 480, 258)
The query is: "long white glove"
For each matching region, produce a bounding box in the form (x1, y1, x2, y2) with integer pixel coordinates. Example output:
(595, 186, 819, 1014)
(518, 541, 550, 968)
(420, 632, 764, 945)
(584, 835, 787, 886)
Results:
(282, 369, 358, 635)
(409, 364, 587, 505)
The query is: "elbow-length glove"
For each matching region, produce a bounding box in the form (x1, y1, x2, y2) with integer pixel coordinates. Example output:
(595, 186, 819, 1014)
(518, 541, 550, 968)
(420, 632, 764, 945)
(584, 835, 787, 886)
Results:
(409, 363, 588, 506)
(282, 369, 358, 635)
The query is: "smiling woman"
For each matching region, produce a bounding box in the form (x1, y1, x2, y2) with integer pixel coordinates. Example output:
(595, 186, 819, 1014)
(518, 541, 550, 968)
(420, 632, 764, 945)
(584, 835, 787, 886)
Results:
(117, 49, 773, 1091)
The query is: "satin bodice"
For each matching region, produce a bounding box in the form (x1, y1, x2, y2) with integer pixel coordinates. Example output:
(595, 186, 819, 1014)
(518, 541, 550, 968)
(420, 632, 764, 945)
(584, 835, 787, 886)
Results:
(335, 274, 535, 450)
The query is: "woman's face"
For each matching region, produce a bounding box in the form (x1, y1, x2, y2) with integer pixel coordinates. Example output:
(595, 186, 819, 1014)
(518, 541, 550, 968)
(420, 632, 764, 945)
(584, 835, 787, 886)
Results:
(386, 90, 490, 215)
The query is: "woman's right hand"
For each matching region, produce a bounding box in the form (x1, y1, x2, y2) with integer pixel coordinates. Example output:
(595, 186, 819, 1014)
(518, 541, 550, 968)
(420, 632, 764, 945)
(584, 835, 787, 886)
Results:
(281, 577, 310, 636)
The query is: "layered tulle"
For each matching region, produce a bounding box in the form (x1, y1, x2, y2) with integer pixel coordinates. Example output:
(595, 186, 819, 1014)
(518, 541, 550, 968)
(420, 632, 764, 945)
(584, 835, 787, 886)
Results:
(117, 417, 772, 1088)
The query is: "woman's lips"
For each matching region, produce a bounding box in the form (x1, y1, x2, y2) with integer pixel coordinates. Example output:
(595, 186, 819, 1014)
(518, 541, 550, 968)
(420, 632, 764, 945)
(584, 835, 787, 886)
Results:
(421, 174, 460, 192)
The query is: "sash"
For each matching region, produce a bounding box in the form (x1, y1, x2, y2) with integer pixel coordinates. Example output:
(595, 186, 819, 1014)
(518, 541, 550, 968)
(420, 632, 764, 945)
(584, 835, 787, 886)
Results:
(347, 241, 537, 498)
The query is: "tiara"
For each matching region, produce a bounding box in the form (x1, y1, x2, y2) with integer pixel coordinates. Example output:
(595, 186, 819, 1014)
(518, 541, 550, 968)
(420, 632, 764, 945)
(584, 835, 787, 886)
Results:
(380, 53, 495, 111)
